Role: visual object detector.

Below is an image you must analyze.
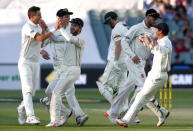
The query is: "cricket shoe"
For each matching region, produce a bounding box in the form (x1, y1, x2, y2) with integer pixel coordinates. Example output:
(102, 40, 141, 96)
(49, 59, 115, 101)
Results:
(76, 114, 88, 126)
(103, 112, 109, 117)
(108, 116, 118, 125)
(40, 97, 50, 111)
(157, 107, 170, 127)
(133, 117, 140, 123)
(46, 122, 62, 127)
(16, 106, 26, 125)
(114, 119, 128, 127)
(26, 116, 40, 125)
(60, 110, 73, 126)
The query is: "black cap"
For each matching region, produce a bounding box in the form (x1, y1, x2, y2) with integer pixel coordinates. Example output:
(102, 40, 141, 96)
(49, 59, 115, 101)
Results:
(153, 23, 169, 35)
(56, 8, 73, 17)
(104, 11, 118, 24)
(146, 9, 161, 19)
(70, 18, 84, 27)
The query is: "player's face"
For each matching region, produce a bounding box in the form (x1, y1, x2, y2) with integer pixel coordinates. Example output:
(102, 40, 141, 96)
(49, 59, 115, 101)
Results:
(70, 23, 82, 36)
(60, 14, 70, 26)
(106, 19, 114, 29)
(154, 28, 161, 38)
(147, 16, 157, 27)
(62, 14, 70, 25)
(32, 11, 42, 24)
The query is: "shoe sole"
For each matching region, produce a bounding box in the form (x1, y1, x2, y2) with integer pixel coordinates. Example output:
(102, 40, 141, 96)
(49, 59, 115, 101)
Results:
(77, 116, 88, 126)
(114, 119, 128, 127)
(157, 111, 170, 127)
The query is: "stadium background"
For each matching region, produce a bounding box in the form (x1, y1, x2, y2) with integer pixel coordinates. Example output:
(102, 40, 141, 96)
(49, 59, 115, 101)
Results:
(0, 0, 193, 130)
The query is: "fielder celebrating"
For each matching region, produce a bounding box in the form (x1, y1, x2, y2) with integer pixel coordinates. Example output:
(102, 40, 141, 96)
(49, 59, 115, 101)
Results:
(45, 18, 87, 127)
(115, 23, 172, 127)
(96, 11, 129, 123)
(17, 6, 60, 125)
(108, 9, 169, 125)
(40, 8, 88, 127)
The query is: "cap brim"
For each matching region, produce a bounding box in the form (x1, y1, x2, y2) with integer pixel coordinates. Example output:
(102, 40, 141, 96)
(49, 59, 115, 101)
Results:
(68, 12, 73, 15)
(150, 15, 161, 19)
(63, 12, 73, 15)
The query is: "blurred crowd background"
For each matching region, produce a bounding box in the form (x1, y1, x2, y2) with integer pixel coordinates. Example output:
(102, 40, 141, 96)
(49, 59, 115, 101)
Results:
(145, 0, 193, 65)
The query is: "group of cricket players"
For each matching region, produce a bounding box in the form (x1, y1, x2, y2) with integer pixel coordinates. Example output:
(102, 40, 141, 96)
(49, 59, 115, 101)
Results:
(16, 5, 172, 128)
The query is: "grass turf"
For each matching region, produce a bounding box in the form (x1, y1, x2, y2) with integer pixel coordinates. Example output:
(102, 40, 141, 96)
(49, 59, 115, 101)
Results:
(0, 89, 193, 131)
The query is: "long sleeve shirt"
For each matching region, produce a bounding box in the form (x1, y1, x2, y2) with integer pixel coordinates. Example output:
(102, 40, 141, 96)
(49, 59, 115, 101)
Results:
(151, 36, 172, 73)
(122, 21, 154, 61)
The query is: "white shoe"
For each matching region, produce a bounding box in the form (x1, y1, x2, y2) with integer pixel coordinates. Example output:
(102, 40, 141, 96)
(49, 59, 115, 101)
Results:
(46, 122, 61, 127)
(60, 110, 73, 125)
(132, 117, 140, 123)
(157, 107, 170, 127)
(16, 106, 26, 125)
(76, 114, 88, 126)
(26, 116, 40, 125)
(40, 97, 50, 111)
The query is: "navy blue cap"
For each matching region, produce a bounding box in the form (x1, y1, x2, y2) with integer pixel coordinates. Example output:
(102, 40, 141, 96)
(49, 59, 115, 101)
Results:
(56, 8, 73, 17)
(70, 18, 84, 27)
(104, 11, 118, 24)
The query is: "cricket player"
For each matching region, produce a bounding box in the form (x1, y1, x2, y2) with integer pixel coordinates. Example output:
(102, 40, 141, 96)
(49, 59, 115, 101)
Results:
(16, 6, 60, 125)
(115, 23, 172, 127)
(107, 9, 169, 125)
(96, 11, 131, 123)
(40, 9, 88, 127)
(45, 18, 87, 127)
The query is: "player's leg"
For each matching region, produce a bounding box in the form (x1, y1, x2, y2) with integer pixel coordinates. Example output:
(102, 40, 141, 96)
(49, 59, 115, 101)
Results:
(97, 61, 114, 104)
(18, 62, 40, 124)
(117, 73, 168, 127)
(117, 75, 159, 126)
(133, 66, 168, 124)
(40, 72, 59, 110)
(107, 76, 136, 124)
(65, 85, 88, 126)
(49, 67, 80, 126)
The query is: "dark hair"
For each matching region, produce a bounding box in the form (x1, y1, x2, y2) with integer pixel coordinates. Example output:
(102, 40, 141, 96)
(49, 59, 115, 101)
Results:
(28, 6, 40, 18)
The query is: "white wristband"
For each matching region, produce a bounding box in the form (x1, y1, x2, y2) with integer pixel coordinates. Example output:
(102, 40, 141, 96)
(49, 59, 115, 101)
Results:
(50, 28, 56, 33)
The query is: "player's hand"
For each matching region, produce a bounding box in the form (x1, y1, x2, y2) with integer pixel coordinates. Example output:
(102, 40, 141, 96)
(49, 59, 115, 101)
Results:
(132, 56, 140, 64)
(40, 49, 50, 60)
(113, 61, 121, 70)
(54, 19, 62, 30)
(144, 35, 152, 43)
(139, 35, 145, 43)
(39, 19, 48, 32)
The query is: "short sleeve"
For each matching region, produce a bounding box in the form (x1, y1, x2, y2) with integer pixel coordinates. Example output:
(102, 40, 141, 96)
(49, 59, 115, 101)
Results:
(22, 24, 38, 38)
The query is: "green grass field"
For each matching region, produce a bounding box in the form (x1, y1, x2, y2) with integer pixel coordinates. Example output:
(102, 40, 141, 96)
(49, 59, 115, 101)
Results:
(0, 89, 193, 131)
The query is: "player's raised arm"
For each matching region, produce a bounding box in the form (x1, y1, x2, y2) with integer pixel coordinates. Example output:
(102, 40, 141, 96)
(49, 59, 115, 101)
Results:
(35, 19, 61, 42)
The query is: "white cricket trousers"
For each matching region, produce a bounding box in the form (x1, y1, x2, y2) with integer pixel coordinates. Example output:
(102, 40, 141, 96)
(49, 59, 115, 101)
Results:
(122, 71, 168, 124)
(100, 60, 128, 112)
(45, 69, 85, 117)
(50, 65, 81, 123)
(18, 59, 40, 117)
(108, 59, 146, 117)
